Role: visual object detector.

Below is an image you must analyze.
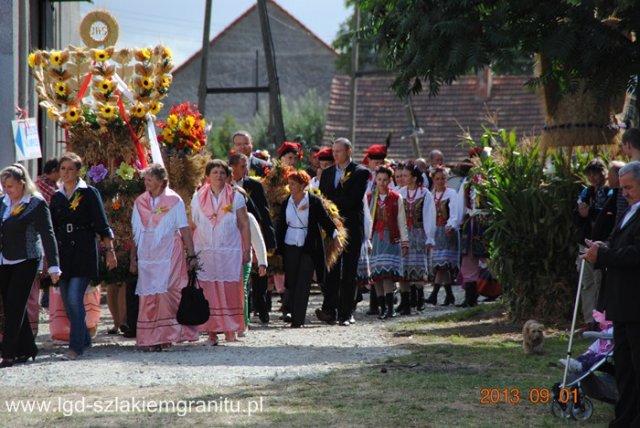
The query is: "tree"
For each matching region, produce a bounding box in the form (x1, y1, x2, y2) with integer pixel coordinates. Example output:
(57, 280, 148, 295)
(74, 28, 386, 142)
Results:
(245, 90, 327, 150)
(208, 114, 237, 158)
(361, 0, 640, 100)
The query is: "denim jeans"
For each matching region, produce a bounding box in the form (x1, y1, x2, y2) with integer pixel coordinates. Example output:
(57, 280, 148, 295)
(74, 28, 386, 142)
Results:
(59, 277, 91, 354)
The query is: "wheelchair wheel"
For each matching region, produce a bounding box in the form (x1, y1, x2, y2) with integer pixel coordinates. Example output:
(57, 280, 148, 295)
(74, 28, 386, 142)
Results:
(550, 400, 571, 420)
(571, 397, 593, 421)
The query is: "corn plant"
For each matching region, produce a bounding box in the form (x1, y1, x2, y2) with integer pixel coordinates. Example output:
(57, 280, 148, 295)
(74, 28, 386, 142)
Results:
(474, 129, 588, 323)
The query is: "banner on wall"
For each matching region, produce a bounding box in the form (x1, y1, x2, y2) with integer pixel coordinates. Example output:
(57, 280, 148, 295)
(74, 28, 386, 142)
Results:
(12, 118, 42, 161)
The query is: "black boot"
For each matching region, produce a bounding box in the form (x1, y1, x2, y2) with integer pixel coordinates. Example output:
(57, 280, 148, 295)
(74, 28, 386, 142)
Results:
(441, 284, 455, 306)
(382, 293, 397, 319)
(395, 291, 406, 313)
(416, 287, 426, 311)
(398, 292, 411, 315)
(425, 284, 441, 305)
(377, 295, 387, 320)
(367, 287, 379, 315)
(410, 285, 418, 308)
(457, 282, 478, 308)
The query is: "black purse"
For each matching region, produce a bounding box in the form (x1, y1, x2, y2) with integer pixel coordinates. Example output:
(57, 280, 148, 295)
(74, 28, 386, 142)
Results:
(177, 269, 210, 326)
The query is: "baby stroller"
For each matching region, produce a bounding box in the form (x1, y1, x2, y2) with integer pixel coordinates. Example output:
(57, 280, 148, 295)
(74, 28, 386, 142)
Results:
(550, 260, 618, 421)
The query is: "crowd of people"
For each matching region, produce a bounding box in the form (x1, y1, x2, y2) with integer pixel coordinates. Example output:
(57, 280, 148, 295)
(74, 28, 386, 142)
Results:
(8, 128, 640, 370)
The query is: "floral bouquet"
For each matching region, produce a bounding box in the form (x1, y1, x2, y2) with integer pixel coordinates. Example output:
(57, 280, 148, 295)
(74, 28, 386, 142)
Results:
(157, 102, 206, 157)
(158, 102, 210, 211)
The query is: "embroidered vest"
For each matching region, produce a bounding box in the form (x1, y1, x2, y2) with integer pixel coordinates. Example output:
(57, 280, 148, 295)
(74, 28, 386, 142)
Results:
(368, 191, 401, 242)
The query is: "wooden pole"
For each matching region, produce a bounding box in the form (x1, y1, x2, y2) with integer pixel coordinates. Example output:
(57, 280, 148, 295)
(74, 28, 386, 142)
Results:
(404, 96, 422, 158)
(257, 0, 286, 145)
(197, 0, 213, 117)
(348, 5, 360, 144)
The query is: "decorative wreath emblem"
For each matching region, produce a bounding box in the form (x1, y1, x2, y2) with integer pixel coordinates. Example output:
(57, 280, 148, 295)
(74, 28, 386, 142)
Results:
(80, 10, 120, 48)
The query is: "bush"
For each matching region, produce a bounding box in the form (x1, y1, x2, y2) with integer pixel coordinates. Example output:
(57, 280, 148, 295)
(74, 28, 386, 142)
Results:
(473, 129, 589, 323)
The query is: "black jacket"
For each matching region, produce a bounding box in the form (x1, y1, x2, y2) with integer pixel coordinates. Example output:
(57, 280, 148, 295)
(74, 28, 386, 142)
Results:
(240, 176, 276, 250)
(318, 161, 369, 250)
(598, 206, 640, 322)
(276, 193, 337, 283)
(0, 195, 59, 266)
(50, 185, 113, 280)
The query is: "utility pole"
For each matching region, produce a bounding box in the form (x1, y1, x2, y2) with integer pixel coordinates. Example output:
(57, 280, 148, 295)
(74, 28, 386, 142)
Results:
(257, 0, 286, 145)
(404, 95, 422, 158)
(348, 5, 360, 144)
(197, 0, 213, 117)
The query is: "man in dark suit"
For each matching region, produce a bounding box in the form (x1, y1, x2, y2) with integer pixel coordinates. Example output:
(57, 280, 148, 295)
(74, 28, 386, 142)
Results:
(232, 131, 270, 177)
(583, 161, 640, 428)
(316, 137, 370, 326)
(229, 152, 276, 323)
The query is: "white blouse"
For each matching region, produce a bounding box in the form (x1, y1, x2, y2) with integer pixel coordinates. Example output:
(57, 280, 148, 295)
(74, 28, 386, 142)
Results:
(284, 192, 310, 247)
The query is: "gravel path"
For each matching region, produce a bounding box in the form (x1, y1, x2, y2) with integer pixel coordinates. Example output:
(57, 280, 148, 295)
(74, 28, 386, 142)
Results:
(0, 288, 465, 388)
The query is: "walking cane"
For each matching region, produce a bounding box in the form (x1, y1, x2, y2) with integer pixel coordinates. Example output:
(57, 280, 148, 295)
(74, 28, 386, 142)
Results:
(561, 258, 586, 390)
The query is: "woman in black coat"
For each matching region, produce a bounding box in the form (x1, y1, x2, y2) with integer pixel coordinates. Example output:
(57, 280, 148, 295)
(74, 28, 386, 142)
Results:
(276, 170, 340, 327)
(50, 153, 117, 359)
(0, 164, 60, 368)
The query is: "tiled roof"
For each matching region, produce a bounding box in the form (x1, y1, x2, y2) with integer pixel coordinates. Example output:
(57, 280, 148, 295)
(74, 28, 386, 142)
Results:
(323, 75, 545, 164)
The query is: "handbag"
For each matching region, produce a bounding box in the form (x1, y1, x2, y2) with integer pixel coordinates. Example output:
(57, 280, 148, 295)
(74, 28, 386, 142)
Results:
(177, 270, 210, 326)
(476, 268, 502, 299)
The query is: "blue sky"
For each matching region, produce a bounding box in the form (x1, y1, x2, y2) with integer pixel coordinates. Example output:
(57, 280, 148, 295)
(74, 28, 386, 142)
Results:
(81, 0, 352, 65)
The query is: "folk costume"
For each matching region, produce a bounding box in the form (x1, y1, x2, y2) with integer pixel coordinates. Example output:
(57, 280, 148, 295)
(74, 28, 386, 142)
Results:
(367, 188, 409, 318)
(191, 183, 246, 337)
(427, 186, 460, 306)
(456, 175, 490, 307)
(396, 185, 436, 313)
(131, 187, 199, 348)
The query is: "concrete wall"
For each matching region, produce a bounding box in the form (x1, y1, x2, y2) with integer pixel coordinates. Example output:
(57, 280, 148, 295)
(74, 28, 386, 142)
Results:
(166, 2, 337, 126)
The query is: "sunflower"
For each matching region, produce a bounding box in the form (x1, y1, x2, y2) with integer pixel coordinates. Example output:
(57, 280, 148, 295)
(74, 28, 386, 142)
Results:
(161, 75, 172, 88)
(149, 101, 163, 115)
(99, 104, 118, 120)
(54, 82, 67, 97)
(161, 127, 175, 143)
(94, 49, 110, 62)
(138, 48, 152, 61)
(28, 52, 38, 68)
(65, 107, 81, 123)
(141, 77, 153, 91)
(47, 107, 58, 120)
(98, 79, 113, 94)
(131, 103, 146, 119)
(179, 116, 196, 134)
(166, 114, 178, 128)
(162, 47, 173, 60)
(50, 51, 64, 67)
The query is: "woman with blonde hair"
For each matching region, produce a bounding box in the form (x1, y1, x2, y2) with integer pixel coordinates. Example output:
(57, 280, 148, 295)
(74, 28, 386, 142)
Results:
(0, 163, 60, 367)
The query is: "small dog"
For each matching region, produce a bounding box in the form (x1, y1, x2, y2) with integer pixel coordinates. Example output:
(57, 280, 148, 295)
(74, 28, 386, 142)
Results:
(522, 320, 545, 355)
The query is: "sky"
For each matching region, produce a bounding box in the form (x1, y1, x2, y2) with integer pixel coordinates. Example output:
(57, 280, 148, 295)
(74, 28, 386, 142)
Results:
(81, 0, 352, 66)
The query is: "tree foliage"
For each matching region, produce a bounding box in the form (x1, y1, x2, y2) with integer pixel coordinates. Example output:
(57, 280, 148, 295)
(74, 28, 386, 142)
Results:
(361, 0, 640, 98)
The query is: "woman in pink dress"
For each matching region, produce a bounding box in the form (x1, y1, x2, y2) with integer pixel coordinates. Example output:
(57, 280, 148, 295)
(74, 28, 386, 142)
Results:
(191, 160, 251, 345)
(130, 164, 199, 351)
